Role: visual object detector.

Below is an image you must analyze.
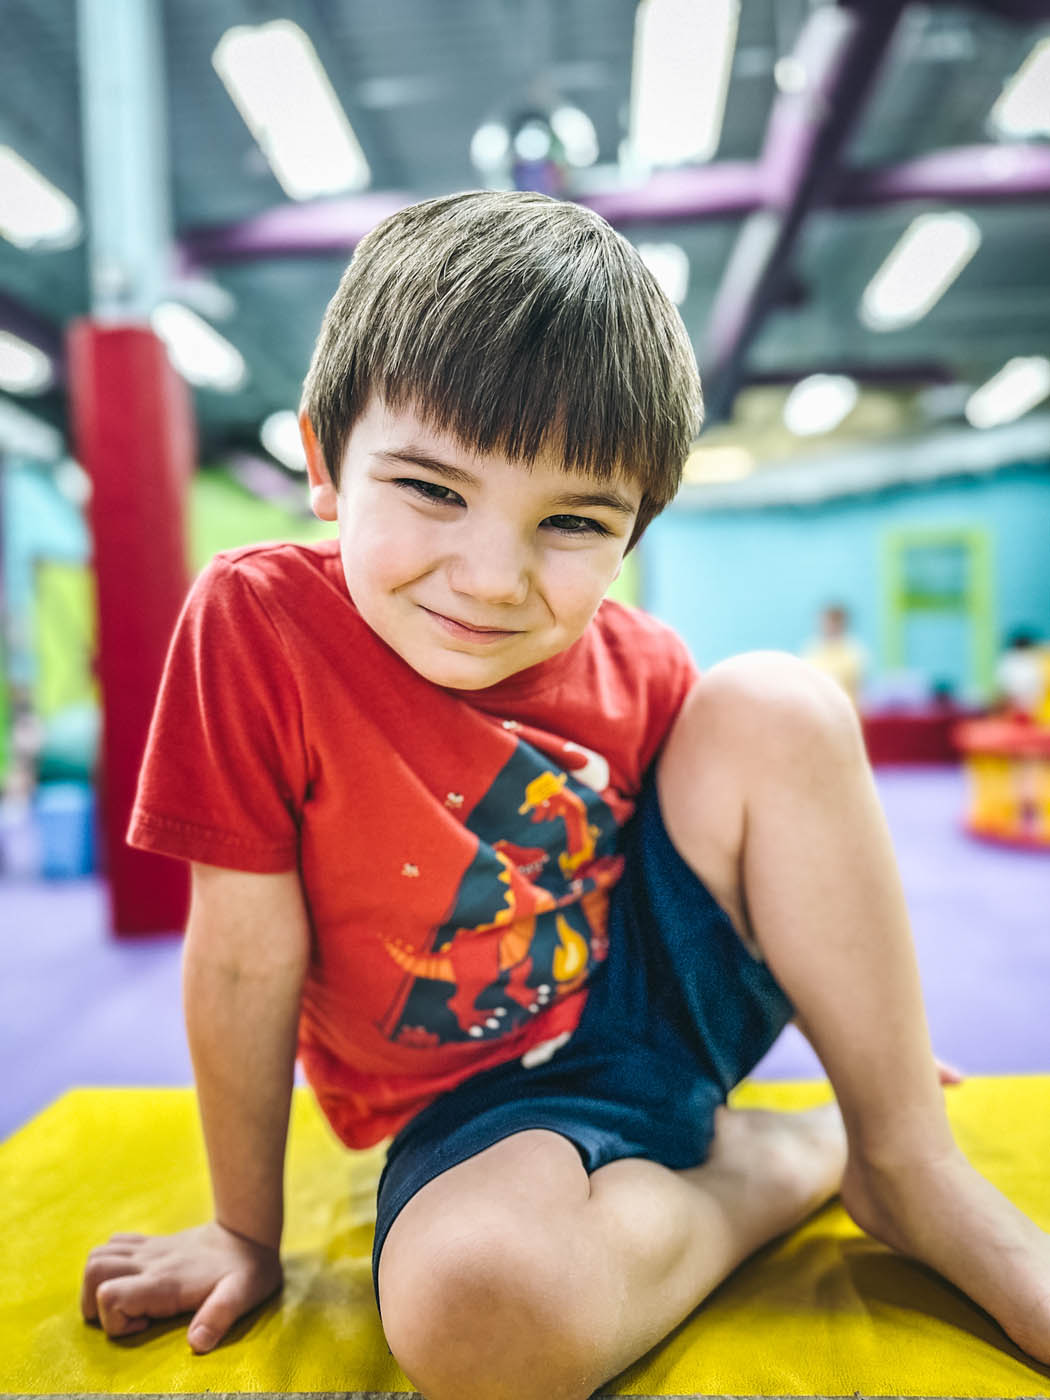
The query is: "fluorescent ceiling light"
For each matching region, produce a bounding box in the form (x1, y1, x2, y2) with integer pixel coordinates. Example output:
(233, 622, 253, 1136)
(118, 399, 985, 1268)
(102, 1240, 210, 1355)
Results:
(551, 106, 599, 167)
(0, 398, 63, 459)
(470, 121, 510, 171)
(0, 146, 81, 249)
(638, 242, 690, 305)
(513, 121, 553, 162)
(965, 356, 1050, 429)
(860, 212, 981, 332)
(0, 331, 54, 394)
(990, 37, 1050, 138)
(261, 410, 307, 471)
(213, 20, 370, 199)
(783, 374, 859, 436)
(683, 445, 754, 483)
(54, 459, 92, 508)
(631, 0, 739, 166)
(151, 302, 246, 391)
(773, 56, 808, 95)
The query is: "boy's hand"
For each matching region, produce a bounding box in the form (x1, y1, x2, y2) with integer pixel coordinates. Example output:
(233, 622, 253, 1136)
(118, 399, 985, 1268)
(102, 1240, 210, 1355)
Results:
(81, 1221, 282, 1352)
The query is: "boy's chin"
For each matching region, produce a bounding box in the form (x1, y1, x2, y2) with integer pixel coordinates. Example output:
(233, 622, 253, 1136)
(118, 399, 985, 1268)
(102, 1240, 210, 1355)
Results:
(403, 651, 524, 691)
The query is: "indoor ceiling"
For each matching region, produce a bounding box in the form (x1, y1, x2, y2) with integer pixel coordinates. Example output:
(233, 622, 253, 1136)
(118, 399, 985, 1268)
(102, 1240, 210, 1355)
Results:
(1, 0, 1049, 481)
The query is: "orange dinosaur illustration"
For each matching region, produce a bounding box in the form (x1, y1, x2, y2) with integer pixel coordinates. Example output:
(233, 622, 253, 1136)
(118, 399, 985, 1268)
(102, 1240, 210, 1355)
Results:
(518, 770, 601, 878)
(384, 851, 559, 1036)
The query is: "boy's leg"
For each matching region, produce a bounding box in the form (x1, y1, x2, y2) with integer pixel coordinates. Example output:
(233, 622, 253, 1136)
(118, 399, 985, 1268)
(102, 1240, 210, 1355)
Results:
(657, 652, 1050, 1366)
(378, 1103, 846, 1400)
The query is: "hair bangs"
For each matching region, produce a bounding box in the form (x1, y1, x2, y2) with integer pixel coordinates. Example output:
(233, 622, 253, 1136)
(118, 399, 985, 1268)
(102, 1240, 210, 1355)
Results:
(302, 191, 702, 546)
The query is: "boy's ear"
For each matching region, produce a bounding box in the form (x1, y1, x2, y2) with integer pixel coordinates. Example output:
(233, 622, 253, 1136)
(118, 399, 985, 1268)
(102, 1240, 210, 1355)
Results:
(300, 413, 339, 522)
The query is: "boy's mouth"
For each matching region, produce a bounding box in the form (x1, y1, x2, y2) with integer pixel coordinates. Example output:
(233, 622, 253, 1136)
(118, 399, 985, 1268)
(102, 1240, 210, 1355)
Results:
(420, 606, 522, 643)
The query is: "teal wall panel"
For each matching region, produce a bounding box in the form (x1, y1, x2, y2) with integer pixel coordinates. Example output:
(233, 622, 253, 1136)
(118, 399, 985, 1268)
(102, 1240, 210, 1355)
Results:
(642, 464, 1050, 704)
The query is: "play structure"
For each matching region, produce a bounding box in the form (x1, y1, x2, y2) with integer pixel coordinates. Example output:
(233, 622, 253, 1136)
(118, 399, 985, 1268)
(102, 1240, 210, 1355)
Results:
(955, 644, 1050, 850)
(955, 713, 1050, 850)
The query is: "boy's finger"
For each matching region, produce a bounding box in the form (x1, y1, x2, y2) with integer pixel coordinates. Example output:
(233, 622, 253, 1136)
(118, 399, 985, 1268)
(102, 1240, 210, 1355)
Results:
(80, 1256, 141, 1321)
(95, 1274, 171, 1337)
(188, 1270, 276, 1353)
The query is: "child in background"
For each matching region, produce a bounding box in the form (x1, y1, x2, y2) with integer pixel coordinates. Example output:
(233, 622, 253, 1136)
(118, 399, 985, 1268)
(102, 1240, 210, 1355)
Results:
(802, 602, 868, 708)
(81, 192, 1050, 1399)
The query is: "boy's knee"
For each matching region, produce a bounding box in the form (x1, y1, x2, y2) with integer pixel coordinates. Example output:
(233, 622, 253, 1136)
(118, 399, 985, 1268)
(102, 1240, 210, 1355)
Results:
(380, 1221, 595, 1400)
(672, 650, 863, 770)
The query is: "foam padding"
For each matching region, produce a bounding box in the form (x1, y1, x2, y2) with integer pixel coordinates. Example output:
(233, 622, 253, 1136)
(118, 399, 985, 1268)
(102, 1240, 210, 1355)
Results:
(2, 1077, 1049, 1397)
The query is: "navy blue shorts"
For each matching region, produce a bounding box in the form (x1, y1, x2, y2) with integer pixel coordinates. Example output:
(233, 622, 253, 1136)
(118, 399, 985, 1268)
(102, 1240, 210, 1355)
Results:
(371, 773, 794, 1307)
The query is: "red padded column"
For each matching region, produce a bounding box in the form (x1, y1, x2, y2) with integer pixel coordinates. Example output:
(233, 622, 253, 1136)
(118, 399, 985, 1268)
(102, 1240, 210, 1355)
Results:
(67, 320, 192, 934)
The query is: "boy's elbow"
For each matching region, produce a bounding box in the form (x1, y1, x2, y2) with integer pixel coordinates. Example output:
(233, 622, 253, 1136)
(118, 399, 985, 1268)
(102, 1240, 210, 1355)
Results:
(185, 864, 312, 981)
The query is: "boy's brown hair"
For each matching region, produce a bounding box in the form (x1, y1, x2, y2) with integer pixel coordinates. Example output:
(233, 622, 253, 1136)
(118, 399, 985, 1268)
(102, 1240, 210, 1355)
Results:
(301, 190, 702, 547)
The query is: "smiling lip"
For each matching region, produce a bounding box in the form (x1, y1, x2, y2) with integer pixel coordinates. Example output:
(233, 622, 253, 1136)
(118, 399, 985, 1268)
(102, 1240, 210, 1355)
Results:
(422, 607, 522, 643)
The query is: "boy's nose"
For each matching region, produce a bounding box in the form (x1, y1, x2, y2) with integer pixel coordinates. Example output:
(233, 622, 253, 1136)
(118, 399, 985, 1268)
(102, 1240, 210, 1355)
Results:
(447, 537, 531, 607)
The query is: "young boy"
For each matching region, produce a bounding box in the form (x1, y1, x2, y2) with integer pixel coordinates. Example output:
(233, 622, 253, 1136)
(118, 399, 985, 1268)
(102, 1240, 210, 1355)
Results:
(81, 191, 1050, 1398)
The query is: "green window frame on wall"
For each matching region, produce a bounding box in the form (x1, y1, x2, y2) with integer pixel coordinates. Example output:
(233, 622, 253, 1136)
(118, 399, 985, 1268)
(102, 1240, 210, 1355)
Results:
(881, 526, 995, 700)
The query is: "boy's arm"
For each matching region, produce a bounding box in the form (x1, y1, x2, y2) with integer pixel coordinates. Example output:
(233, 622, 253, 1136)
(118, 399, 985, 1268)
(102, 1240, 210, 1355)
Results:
(81, 863, 310, 1352)
(183, 862, 309, 1249)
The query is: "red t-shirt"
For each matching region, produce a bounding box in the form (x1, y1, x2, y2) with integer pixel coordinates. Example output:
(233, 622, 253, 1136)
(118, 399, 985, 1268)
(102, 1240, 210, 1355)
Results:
(129, 540, 697, 1147)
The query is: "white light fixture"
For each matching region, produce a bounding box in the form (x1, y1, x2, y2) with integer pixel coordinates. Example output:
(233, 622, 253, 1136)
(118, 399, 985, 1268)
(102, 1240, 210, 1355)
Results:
(261, 409, 307, 471)
(470, 121, 510, 171)
(990, 37, 1050, 138)
(213, 20, 370, 200)
(965, 356, 1050, 429)
(550, 106, 599, 167)
(638, 242, 690, 305)
(513, 120, 553, 162)
(630, 0, 739, 166)
(783, 374, 860, 437)
(860, 212, 981, 332)
(54, 458, 93, 508)
(151, 302, 246, 391)
(773, 56, 808, 95)
(683, 444, 755, 483)
(0, 146, 81, 250)
(0, 398, 63, 459)
(0, 331, 54, 394)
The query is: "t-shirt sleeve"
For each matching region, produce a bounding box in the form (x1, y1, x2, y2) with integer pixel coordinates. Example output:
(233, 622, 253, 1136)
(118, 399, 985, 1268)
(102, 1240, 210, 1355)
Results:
(644, 618, 700, 761)
(127, 554, 307, 872)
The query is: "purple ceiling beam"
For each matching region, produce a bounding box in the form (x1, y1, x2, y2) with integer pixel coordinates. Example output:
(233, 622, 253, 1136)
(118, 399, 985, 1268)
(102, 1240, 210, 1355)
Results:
(180, 191, 413, 264)
(836, 144, 1050, 207)
(579, 162, 764, 225)
(177, 142, 1050, 268)
(701, 0, 909, 422)
(178, 167, 766, 267)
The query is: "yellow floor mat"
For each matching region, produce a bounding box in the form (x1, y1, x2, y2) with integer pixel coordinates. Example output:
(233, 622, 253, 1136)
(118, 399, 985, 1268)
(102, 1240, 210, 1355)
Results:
(2, 1077, 1048, 1397)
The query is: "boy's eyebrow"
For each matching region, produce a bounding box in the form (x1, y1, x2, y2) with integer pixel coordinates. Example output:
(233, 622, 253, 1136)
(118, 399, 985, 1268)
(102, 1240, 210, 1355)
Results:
(375, 448, 638, 516)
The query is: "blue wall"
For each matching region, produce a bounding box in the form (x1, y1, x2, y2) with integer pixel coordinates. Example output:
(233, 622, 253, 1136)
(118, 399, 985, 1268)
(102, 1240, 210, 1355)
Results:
(642, 463, 1050, 703)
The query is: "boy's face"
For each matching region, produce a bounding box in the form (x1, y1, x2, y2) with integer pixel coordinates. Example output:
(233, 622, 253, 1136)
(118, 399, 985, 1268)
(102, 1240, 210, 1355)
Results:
(302, 398, 640, 690)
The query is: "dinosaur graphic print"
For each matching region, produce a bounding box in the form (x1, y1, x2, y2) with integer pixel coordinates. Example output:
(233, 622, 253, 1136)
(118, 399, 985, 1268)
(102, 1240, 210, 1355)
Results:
(381, 731, 623, 1047)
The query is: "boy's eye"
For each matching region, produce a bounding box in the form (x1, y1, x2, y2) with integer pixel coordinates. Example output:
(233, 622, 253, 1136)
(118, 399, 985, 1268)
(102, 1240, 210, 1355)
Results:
(397, 478, 464, 506)
(545, 514, 611, 537)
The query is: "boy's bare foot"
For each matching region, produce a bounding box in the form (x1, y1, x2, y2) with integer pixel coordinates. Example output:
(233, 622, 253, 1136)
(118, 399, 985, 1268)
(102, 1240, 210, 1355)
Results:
(841, 1148, 1050, 1364)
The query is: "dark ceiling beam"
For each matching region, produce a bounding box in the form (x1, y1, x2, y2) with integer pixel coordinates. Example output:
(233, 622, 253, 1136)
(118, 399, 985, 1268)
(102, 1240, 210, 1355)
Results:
(745, 361, 956, 388)
(0, 291, 65, 375)
(700, 0, 909, 424)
